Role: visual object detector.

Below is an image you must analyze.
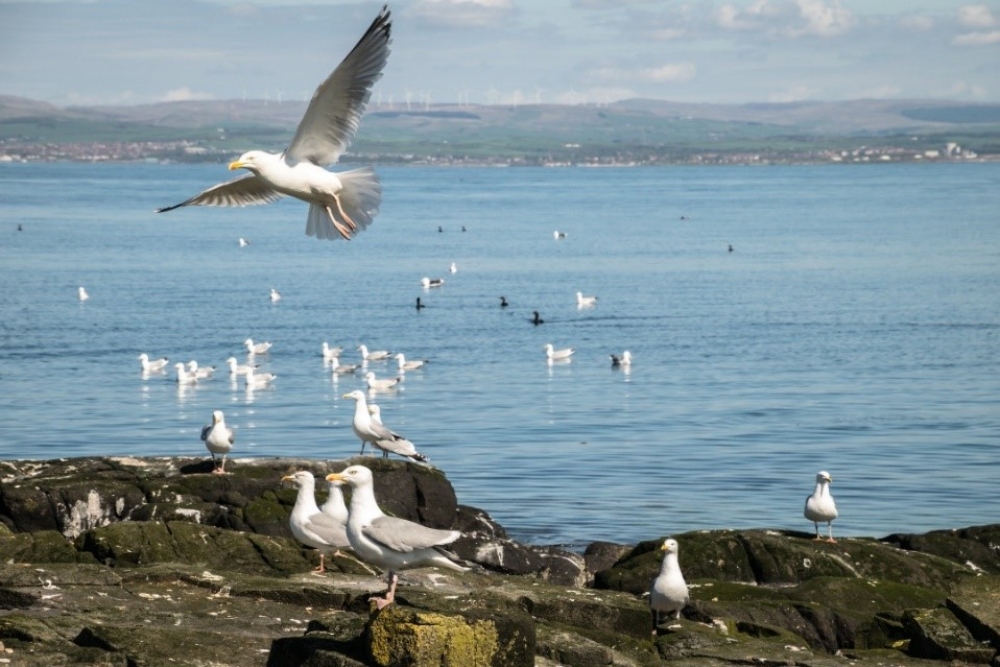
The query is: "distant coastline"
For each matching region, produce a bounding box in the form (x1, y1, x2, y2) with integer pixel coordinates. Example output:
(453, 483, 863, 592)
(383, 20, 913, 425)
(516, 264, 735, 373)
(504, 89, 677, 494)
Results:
(2, 94, 999, 166)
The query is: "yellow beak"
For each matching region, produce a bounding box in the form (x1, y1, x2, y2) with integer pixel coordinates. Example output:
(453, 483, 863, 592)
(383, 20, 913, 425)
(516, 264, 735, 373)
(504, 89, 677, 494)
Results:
(280, 475, 294, 482)
(228, 160, 244, 171)
(326, 472, 345, 483)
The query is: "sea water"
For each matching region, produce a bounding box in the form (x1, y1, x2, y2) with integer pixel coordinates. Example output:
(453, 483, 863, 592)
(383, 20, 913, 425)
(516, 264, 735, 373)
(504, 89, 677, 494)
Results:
(0, 162, 997, 546)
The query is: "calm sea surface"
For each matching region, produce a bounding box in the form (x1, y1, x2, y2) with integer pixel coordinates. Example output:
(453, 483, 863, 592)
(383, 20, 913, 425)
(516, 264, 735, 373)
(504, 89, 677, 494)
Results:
(0, 162, 998, 547)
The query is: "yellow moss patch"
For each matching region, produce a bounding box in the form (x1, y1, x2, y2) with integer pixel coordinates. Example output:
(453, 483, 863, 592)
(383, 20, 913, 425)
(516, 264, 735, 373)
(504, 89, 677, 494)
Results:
(369, 607, 499, 667)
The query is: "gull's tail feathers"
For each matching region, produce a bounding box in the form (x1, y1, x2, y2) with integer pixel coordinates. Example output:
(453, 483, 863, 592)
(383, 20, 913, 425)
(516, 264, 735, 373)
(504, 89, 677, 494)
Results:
(305, 167, 382, 241)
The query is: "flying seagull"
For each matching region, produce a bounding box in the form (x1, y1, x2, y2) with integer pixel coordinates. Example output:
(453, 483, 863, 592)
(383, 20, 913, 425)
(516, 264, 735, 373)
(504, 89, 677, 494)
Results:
(156, 7, 392, 242)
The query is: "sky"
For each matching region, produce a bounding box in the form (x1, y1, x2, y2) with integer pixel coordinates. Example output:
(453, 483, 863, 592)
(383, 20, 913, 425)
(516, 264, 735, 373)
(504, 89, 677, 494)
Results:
(0, 0, 998, 108)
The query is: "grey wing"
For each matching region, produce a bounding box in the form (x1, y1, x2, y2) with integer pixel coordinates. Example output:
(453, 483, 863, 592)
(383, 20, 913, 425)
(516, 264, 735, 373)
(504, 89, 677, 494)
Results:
(285, 6, 391, 165)
(157, 174, 284, 212)
(200, 425, 211, 442)
(363, 516, 459, 553)
(306, 512, 348, 540)
(227, 428, 235, 445)
(369, 421, 399, 442)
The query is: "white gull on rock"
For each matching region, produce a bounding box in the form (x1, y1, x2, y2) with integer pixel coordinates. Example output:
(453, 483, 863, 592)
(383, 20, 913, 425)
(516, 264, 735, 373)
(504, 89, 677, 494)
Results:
(804, 471, 838, 542)
(649, 538, 689, 635)
(282, 470, 350, 573)
(326, 465, 465, 608)
(200, 410, 234, 474)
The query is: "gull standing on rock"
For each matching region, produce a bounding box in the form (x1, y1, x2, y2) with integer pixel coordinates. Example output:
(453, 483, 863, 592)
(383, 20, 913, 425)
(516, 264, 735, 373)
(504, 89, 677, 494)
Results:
(367, 404, 428, 462)
(804, 471, 838, 542)
(282, 471, 350, 573)
(326, 465, 466, 609)
(157, 7, 392, 242)
(343, 390, 425, 461)
(201, 410, 234, 475)
(649, 538, 689, 635)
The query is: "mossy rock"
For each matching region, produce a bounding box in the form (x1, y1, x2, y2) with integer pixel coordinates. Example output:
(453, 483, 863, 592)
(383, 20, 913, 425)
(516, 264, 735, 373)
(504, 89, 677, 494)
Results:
(903, 607, 996, 663)
(0, 530, 95, 564)
(365, 605, 534, 667)
(75, 520, 179, 566)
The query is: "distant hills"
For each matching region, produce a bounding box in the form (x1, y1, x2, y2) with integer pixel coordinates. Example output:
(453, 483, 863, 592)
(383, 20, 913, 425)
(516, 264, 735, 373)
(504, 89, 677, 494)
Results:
(2, 95, 999, 164)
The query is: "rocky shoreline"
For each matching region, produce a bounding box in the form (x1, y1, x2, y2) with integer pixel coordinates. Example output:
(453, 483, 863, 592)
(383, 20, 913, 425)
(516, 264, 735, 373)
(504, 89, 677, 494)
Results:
(0, 456, 997, 666)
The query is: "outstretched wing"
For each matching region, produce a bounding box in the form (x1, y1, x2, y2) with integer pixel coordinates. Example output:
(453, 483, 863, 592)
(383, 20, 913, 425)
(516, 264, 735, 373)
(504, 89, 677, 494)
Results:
(157, 174, 284, 212)
(286, 6, 391, 166)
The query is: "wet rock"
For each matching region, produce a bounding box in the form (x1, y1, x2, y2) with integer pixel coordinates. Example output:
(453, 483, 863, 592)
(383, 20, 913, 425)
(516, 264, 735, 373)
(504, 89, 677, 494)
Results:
(884, 524, 1000, 574)
(4, 456, 1000, 667)
(903, 607, 996, 663)
(947, 576, 1000, 649)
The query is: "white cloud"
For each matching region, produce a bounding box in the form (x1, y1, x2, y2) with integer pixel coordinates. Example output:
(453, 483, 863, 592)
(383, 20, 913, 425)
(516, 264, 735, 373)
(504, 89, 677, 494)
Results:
(714, 0, 854, 37)
(642, 63, 697, 83)
(953, 29, 1000, 44)
(589, 62, 696, 85)
(410, 0, 515, 27)
(957, 4, 996, 28)
(160, 87, 215, 103)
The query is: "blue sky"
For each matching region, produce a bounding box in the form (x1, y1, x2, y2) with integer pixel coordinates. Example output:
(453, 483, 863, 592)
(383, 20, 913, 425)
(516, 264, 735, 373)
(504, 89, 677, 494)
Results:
(1, 0, 997, 107)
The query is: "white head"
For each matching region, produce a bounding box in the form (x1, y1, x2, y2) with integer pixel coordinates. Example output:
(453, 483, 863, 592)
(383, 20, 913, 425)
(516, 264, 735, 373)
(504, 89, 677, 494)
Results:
(281, 469, 316, 489)
(394, 353, 404, 361)
(420, 277, 430, 287)
(622, 351, 632, 362)
(343, 389, 366, 403)
(229, 150, 271, 174)
(368, 404, 382, 420)
(226, 357, 238, 367)
(211, 410, 225, 424)
(364, 372, 376, 381)
(326, 464, 373, 489)
(357, 344, 368, 354)
(138, 353, 148, 361)
(187, 361, 198, 371)
(661, 538, 679, 555)
(816, 471, 833, 484)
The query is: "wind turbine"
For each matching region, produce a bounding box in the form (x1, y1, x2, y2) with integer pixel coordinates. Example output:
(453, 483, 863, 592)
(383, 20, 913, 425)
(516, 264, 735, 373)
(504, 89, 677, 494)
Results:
(486, 86, 500, 105)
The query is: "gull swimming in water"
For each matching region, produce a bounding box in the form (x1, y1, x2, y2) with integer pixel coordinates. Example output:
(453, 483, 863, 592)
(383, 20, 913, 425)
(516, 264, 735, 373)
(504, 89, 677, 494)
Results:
(449, 262, 457, 274)
(367, 403, 428, 462)
(649, 538, 689, 635)
(420, 277, 444, 289)
(201, 409, 234, 475)
(186, 360, 216, 380)
(322, 342, 344, 363)
(225, 356, 256, 376)
(553, 230, 566, 239)
(78, 286, 90, 302)
(244, 338, 273, 356)
(138, 353, 169, 373)
(394, 353, 427, 371)
(576, 291, 597, 308)
(282, 470, 350, 573)
(804, 471, 838, 542)
(326, 465, 465, 609)
(245, 366, 277, 388)
(238, 237, 250, 247)
(156, 7, 392, 242)
(175, 362, 198, 385)
(364, 371, 401, 391)
(270, 288, 281, 302)
(330, 357, 360, 376)
(544, 343, 575, 361)
(357, 344, 391, 362)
